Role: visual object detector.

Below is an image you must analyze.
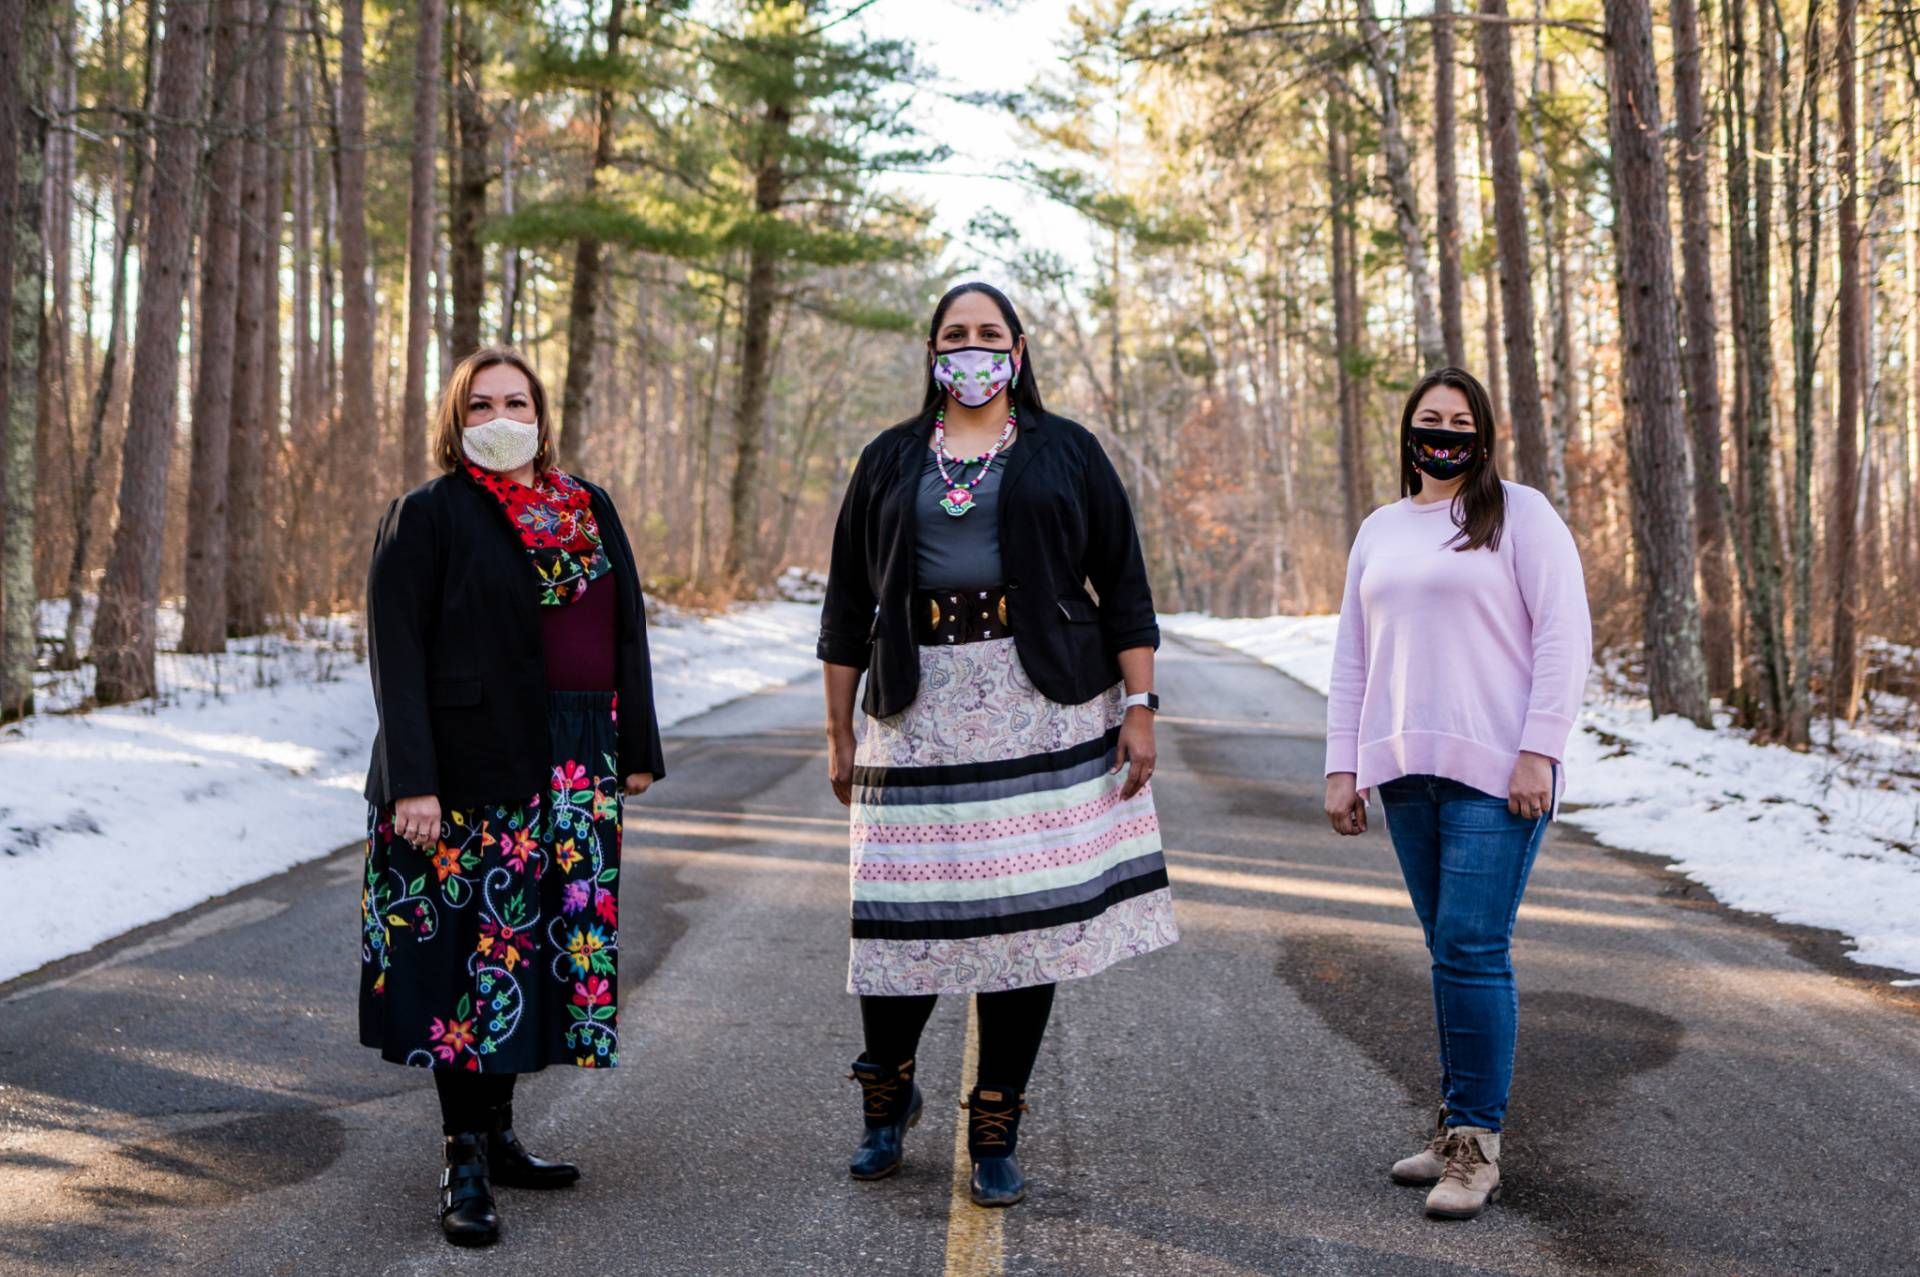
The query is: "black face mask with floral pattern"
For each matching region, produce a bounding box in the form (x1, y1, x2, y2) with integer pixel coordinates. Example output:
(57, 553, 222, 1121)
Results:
(1409, 425, 1479, 480)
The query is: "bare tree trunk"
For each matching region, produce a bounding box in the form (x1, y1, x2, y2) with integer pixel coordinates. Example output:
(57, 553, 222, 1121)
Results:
(1672, 0, 1736, 699)
(42, 1, 73, 594)
(1721, 0, 1792, 733)
(1476, 0, 1550, 497)
(0, 0, 50, 720)
(317, 40, 336, 424)
(1433, 0, 1466, 367)
(1784, 1, 1820, 747)
(1329, 115, 1367, 542)
(1528, 31, 1571, 513)
(92, 0, 211, 703)
(561, 0, 622, 467)
(291, 59, 313, 441)
(180, 0, 253, 654)
(227, 0, 284, 636)
(1907, 139, 1918, 591)
(1605, 0, 1711, 725)
(449, 0, 488, 362)
(402, 0, 443, 488)
(499, 101, 519, 346)
(1828, 0, 1864, 723)
(58, 0, 151, 671)
(336, 0, 377, 596)
(722, 97, 793, 585)
(690, 286, 732, 587)
(1474, 62, 1507, 441)
(1355, 0, 1444, 370)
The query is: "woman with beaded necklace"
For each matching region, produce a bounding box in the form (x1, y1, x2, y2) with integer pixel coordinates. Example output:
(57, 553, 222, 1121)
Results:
(817, 282, 1179, 1208)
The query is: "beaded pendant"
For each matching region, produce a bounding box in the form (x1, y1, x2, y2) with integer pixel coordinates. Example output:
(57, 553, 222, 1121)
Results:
(932, 403, 1016, 518)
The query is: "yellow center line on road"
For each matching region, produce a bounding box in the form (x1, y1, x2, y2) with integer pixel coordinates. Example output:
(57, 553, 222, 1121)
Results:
(941, 998, 1004, 1277)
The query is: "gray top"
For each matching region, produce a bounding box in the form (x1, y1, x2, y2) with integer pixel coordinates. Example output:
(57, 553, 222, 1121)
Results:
(915, 445, 1006, 589)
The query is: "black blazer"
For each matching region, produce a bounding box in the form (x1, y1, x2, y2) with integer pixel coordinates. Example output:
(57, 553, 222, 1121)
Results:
(817, 409, 1159, 718)
(362, 469, 667, 808)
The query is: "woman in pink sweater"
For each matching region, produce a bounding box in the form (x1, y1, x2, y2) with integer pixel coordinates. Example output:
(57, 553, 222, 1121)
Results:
(1323, 367, 1590, 1222)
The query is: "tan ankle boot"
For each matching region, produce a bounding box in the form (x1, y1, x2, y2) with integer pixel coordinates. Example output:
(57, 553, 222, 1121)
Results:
(1423, 1127, 1501, 1220)
(1389, 1104, 1451, 1186)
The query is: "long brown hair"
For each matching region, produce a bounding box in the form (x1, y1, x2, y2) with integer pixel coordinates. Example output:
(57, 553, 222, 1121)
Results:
(1397, 366, 1506, 552)
(430, 346, 555, 475)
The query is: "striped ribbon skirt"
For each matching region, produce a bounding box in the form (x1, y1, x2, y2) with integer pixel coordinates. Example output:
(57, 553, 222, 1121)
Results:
(847, 636, 1179, 996)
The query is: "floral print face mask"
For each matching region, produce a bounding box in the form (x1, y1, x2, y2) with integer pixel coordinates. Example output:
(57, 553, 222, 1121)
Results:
(932, 346, 1021, 407)
(1409, 425, 1479, 480)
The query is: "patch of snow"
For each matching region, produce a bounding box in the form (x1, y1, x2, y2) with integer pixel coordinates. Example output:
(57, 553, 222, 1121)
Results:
(0, 598, 821, 985)
(1163, 612, 1920, 981)
(773, 565, 828, 603)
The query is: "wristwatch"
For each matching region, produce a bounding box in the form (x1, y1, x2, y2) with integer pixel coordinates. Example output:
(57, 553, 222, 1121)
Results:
(1121, 691, 1159, 713)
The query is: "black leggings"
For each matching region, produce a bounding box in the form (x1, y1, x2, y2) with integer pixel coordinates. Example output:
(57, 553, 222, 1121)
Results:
(860, 984, 1056, 1093)
(433, 1070, 517, 1136)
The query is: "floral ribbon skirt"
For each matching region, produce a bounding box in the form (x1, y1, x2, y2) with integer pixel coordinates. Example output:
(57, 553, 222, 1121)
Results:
(360, 690, 623, 1072)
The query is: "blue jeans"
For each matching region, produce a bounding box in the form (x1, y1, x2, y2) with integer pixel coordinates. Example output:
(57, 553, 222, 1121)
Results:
(1376, 771, 1553, 1132)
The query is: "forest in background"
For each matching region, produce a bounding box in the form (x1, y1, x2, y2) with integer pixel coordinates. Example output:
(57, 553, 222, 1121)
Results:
(0, 0, 1916, 755)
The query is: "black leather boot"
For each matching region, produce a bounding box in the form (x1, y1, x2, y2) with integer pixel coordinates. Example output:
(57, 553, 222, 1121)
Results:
(486, 1101, 581, 1189)
(964, 1084, 1028, 1207)
(847, 1057, 923, 1180)
(440, 1132, 501, 1247)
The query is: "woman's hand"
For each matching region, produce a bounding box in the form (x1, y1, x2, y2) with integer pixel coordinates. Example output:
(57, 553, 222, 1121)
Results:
(1325, 773, 1368, 836)
(1112, 706, 1156, 799)
(827, 723, 857, 807)
(392, 794, 443, 849)
(624, 773, 654, 796)
(1508, 752, 1554, 820)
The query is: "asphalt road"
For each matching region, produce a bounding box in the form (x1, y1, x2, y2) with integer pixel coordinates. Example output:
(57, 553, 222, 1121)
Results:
(2, 634, 1917, 1276)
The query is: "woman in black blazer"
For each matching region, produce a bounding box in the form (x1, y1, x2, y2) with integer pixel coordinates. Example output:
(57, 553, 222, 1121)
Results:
(361, 346, 665, 1247)
(819, 283, 1178, 1208)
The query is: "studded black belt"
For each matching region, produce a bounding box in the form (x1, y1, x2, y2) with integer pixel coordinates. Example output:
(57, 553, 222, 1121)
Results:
(915, 586, 1012, 646)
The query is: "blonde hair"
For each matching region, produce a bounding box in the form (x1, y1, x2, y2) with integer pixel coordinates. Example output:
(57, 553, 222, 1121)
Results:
(431, 346, 555, 475)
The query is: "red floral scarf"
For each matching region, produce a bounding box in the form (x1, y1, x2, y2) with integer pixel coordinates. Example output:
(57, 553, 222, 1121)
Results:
(464, 463, 611, 606)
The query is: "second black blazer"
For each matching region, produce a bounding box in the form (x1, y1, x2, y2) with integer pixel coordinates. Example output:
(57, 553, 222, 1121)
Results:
(363, 468, 668, 809)
(817, 409, 1160, 719)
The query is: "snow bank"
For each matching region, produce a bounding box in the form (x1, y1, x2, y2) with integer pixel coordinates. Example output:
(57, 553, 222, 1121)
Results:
(0, 598, 821, 985)
(1161, 612, 1920, 980)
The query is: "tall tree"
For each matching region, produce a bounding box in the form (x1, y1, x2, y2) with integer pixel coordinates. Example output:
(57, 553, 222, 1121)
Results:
(1432, 0, 1466, 366)
(1330, 112, 1366, 543)
(705, 3, 936, 584)
(227, 0, 285, 635)
(1354, 0, 1444, 370)
(1829, 0, 1864, 722)
(559, 0, 622, 466)
(1672, 0, 1735, 699)
(179, 0, 252, 653)
(1722, 0, 1791, 733)
(92, 0, 212, 703)
(57, 0, 151, 670)
(402, 0, 445, 486)
(448, 1, 489, 361)
(336, 0, 377, 585)
(1476, 0, 1552, 500)
(0, 0, 50, 721)
(1604, 0, 1710, 725)
(1784, 0, 1821, 747)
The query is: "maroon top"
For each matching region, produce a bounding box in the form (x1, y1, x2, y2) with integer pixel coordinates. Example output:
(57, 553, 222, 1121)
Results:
(542, 575, 618, 691)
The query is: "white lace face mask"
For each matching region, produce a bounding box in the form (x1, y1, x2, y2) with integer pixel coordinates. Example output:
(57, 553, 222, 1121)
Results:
(462, 416, 540, 472)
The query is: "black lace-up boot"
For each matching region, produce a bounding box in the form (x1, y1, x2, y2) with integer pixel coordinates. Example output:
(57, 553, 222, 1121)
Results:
(847, 1057, 923, 1179)
(964, 1084, 1028, 1207)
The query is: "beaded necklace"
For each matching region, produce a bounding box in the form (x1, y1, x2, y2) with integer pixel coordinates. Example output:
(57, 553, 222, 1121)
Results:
(931, 402, 1017, 517)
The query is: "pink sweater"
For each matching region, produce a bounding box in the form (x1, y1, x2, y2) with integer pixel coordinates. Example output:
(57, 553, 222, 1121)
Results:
(1325, 481, 1591, 801)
